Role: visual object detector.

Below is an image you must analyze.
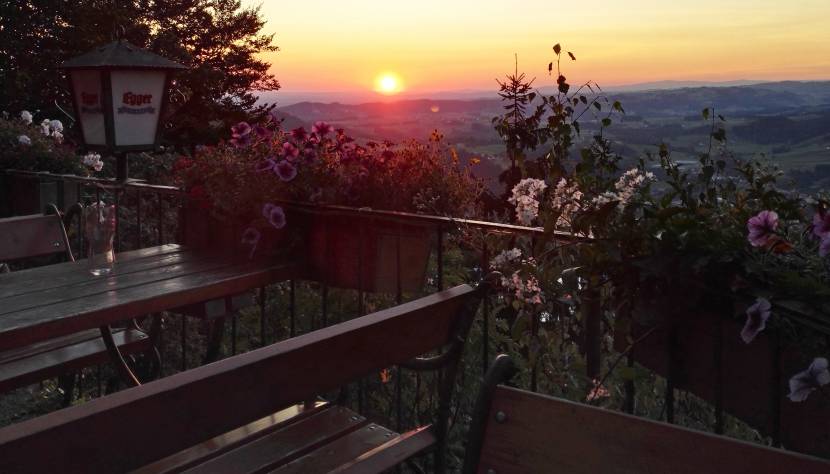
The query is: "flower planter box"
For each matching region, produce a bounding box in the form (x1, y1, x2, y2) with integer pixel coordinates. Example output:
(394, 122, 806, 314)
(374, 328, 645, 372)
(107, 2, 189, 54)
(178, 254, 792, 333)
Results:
(616, 310, 830, 458)
(306, 213, 434, 293)
(180, 204, 287, 259)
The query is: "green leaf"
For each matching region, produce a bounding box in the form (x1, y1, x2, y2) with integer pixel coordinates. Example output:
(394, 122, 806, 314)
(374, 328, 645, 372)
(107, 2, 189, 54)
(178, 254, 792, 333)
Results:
(612, 100, 625, 114)
(702, 108, 710, 120)
(553, 43, 562, 55)
(568, 51, 576, 61)
(593, 102, 601, 111)
(601, 117, 612, 127)
(579, 95, 588, 104)
(548, 62, 553, 73)
(573, 120, 580, 135)
(718, 114, 726, 122)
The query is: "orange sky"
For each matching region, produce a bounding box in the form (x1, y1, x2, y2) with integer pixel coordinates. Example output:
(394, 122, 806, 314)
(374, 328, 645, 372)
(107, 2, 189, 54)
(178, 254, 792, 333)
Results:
(246, 0, 830, 99)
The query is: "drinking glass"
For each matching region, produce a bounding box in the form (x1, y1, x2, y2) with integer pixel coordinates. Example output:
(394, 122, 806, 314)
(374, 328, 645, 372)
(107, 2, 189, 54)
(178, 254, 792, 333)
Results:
(84, 202, 116, 276)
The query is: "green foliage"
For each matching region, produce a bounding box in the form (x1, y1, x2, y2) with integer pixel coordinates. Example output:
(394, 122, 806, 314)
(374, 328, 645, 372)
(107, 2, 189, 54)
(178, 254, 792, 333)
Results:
(0, 0, 279, 148)
(0, 114, 86, 174)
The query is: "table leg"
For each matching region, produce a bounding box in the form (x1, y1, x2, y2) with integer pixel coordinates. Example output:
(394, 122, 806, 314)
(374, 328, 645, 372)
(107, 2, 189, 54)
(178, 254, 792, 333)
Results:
(99, 325, 141, 387)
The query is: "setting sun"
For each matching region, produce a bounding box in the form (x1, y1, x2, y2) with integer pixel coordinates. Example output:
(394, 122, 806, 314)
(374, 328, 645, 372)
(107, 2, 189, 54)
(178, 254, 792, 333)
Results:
(375, 73, 402, 95)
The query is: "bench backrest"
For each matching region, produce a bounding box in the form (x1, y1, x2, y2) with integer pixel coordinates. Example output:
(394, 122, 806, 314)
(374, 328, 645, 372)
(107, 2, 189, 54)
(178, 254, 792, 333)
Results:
(0, 205, 73, 262)
(0, 283, 483, 473)
(464, 355, 830, 474)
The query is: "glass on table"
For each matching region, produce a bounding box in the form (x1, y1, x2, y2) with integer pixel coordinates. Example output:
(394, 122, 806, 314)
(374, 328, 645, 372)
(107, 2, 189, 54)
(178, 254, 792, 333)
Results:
(84, 202, 116, 276)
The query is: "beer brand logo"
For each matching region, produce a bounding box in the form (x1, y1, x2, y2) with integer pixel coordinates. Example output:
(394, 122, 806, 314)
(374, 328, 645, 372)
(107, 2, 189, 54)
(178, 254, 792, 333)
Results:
(118, 91, 155, 115)
(122, 92, 153, 106)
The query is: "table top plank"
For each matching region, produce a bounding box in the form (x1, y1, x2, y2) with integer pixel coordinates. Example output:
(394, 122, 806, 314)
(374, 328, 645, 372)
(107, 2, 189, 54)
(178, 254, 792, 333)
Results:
(0, 254, 235, 317)
(0, 258, 297, 352)
(0, 244, 186, 299)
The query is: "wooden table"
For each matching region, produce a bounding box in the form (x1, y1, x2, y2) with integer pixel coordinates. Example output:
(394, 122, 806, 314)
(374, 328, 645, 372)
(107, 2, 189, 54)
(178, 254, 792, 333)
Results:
(0, 244, 298, 383)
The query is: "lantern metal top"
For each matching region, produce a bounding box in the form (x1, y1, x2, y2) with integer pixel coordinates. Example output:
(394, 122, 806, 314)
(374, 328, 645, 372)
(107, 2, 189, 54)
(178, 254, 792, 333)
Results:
(60, 40, 186, 70)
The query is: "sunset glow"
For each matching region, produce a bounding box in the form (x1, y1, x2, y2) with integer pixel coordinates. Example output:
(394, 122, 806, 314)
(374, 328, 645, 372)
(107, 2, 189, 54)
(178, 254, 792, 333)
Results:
(247, 0, 830, 100)
(375, 73, 402, 95)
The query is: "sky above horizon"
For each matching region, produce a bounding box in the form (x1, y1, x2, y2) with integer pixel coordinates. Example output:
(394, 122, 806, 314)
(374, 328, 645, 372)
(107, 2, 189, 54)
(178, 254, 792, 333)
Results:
(247, 0, 830, 101)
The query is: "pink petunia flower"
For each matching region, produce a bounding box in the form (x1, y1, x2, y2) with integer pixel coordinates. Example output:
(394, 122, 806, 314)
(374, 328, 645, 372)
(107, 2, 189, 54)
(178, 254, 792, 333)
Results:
(813, 211, 830, 239)
(740, 297, 771, 344)
(312, 121, 333, 136)
(788, 357, 830, 402)
(747, 210, 779, 248)
(282, 142, 300, 160)
(255, 158, 277, 173)
(291, 127, 307, 141)
(274, 160, 297, 182)
(262, 203, 286, 229)
(240, 227, 261, 259)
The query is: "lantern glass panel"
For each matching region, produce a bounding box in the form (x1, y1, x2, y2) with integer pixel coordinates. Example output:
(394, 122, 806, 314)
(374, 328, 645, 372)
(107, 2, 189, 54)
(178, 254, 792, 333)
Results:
(110, 70, 167, 147)
(71, 70, 106, 146)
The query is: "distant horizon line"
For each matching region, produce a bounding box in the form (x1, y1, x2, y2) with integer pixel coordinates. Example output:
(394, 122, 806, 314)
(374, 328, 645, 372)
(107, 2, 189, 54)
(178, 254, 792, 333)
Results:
(260, 78, 830, 107)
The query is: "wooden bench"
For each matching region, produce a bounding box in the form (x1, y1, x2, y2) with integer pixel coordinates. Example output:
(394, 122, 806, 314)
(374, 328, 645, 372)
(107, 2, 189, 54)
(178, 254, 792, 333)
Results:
(0, 205, 159, 397)
(462, 354, 830, 474)
(0, 279, 491, 473)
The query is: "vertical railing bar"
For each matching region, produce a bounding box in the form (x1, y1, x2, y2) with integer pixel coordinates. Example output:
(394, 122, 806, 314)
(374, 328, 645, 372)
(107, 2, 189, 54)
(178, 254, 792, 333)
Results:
(231, 313, 237, 356)
(482, 242, 490, 374)
(113, 190, 120, 252)
(289, 280, 296, 338)
(714, 312, 724, 434)
(666, 324, 676, 424)
(436, 225, 444, 291)
(181, 315, 187, 371)
(624, 353, 635, 414)
(321, 212, 329, 331)
(395, 222, 402, 305)
(358, 218, 365, 415)
(157, 192, 164, 245)
(259, 286, 267, 347)
(136, 190, 142, 250)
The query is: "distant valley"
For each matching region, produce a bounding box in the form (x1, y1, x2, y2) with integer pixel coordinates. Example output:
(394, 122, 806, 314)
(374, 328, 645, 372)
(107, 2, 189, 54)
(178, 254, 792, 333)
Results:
(270, 81, 830, 193)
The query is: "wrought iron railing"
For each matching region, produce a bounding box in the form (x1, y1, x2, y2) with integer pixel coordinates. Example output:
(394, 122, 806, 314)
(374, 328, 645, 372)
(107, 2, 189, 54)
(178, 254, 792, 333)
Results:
(2, 168, 828, 460)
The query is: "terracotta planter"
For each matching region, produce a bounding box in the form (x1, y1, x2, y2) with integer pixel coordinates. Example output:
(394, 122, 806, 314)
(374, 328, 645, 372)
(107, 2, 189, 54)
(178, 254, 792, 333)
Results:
(306, 213, 434, 293)
(617, 310, 830, 458)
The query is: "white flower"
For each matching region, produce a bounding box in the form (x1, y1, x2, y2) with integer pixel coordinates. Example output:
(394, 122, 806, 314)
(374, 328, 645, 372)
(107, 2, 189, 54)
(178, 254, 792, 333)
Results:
(612, 168, 654, 210)
(509, 178, 547, 226)
(551, 178, 584, 227)
(49, 119, 63, 133)
(17, 134, 31, 146)
(490, 248, 522, 269)
(52, 131, 63, 144)
(20, 110, 32, 125)
(40, 119, 51, 136)
(82, 152, 104, 172)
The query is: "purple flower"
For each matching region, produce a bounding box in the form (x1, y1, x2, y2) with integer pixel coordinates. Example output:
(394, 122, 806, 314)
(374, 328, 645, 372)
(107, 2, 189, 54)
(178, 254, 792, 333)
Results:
(255, 158, 277, 173)
(262, 203, 286, 229)
(282, 142, 300, 160)
(231, 121, 252, 147)
(253, 124, 272, 140)
(740, 297, 771, 344)
(274, 160, 297, 182)
(747, 210, 779, 248)
(231, 121, 251, 138)
(240, 227, 261, 259)
(788, 357, 830, 402)
(821, 236, 830, 258)
(302, 147, 317, 161)
(312, 121, 333, 136)
(813, 211, 830, 239)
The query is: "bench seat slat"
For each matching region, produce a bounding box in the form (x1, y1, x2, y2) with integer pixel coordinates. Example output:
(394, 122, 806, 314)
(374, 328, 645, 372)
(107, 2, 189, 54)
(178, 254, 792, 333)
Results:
(0, 328, 150, 393)
(477, 385, 830, 474)
(269, 423, 400, 474)
(186, 406, 368, 474)
(330, 425, 437, 474)
(131, 403, 328, 474)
